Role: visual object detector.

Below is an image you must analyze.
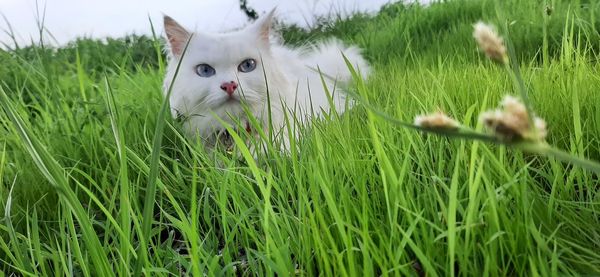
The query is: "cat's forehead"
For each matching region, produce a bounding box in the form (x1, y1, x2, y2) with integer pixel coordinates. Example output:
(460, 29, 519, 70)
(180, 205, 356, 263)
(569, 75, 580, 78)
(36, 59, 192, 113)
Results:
(186, 31, 262, 62)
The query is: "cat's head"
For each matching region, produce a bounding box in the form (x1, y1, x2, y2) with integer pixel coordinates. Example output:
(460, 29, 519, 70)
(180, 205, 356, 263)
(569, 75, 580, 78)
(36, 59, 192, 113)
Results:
(163, 10, 277, 130)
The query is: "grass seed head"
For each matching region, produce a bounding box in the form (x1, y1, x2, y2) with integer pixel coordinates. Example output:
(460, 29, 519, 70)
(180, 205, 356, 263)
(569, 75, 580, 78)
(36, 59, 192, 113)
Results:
(414, 111, 460, 130)
(501, 95, 527, 117)
(480, 96, 547, 142)
(473, 22, 508, 64)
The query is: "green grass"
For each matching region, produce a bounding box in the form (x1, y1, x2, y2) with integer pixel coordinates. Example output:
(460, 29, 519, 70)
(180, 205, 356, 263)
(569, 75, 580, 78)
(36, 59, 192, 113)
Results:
(1, 0, 600, 275)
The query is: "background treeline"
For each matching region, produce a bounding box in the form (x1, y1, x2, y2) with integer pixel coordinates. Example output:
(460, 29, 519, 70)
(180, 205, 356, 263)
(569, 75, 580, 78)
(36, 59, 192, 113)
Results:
(3, 0, 600, 78)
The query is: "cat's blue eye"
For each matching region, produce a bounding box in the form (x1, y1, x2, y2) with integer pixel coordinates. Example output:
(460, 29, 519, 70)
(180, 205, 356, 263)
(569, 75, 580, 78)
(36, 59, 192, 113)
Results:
(238, 58, 257, 73)
(196, 64, 215, 77)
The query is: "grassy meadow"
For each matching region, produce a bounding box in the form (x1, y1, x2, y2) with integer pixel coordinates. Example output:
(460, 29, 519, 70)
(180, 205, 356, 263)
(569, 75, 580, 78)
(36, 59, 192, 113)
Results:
(1, 0, 600, 275)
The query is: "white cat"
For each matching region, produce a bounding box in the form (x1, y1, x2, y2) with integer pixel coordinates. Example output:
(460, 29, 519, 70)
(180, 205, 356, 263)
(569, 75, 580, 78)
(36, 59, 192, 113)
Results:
(162, 10, 369, 152)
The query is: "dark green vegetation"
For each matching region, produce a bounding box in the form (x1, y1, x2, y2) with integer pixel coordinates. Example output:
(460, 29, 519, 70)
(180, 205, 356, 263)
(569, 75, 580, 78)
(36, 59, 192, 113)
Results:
(1, 0, 599, 275)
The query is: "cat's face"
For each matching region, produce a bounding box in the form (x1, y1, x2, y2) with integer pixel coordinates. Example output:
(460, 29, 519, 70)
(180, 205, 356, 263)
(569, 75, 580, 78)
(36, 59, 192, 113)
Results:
(163, 12, 274, 129)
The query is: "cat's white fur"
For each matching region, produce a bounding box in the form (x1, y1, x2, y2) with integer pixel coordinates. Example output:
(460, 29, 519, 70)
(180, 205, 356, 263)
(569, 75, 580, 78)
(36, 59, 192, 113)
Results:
(163, 10, 369, 151)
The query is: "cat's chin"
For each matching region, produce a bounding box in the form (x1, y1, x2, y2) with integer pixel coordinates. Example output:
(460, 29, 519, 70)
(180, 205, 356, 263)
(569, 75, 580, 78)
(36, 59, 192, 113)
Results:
(210, 100, 249, 120)
(217, 98, 241, 109)
(224, 97, 240, 104)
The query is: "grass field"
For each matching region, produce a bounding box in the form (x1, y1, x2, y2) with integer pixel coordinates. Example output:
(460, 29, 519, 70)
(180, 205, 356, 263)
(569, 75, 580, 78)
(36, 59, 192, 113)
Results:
(1, 0, 600, 275)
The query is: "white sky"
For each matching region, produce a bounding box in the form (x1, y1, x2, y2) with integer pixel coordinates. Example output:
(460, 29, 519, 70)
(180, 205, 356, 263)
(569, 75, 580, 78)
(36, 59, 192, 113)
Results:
(0, 0, 427, 48)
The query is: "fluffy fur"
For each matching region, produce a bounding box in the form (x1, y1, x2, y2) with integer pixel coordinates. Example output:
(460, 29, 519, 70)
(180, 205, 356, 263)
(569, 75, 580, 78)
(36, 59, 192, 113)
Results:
(163, 10, 369, 151)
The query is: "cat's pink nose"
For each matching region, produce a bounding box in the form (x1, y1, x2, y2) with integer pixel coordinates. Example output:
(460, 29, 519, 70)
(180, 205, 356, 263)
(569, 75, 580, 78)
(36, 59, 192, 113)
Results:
(220, 81, 238, 96)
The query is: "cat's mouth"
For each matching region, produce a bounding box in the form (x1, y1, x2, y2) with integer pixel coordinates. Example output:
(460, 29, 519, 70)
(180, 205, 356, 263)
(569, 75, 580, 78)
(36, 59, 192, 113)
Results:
(226, 97, 240, 103)
(218, 96, 243, 108)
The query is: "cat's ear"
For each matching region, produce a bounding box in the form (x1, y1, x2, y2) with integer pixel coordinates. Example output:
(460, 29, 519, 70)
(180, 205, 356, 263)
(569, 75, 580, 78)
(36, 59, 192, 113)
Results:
(163, 15, 191, 57)
(249, 8, 276, 43)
